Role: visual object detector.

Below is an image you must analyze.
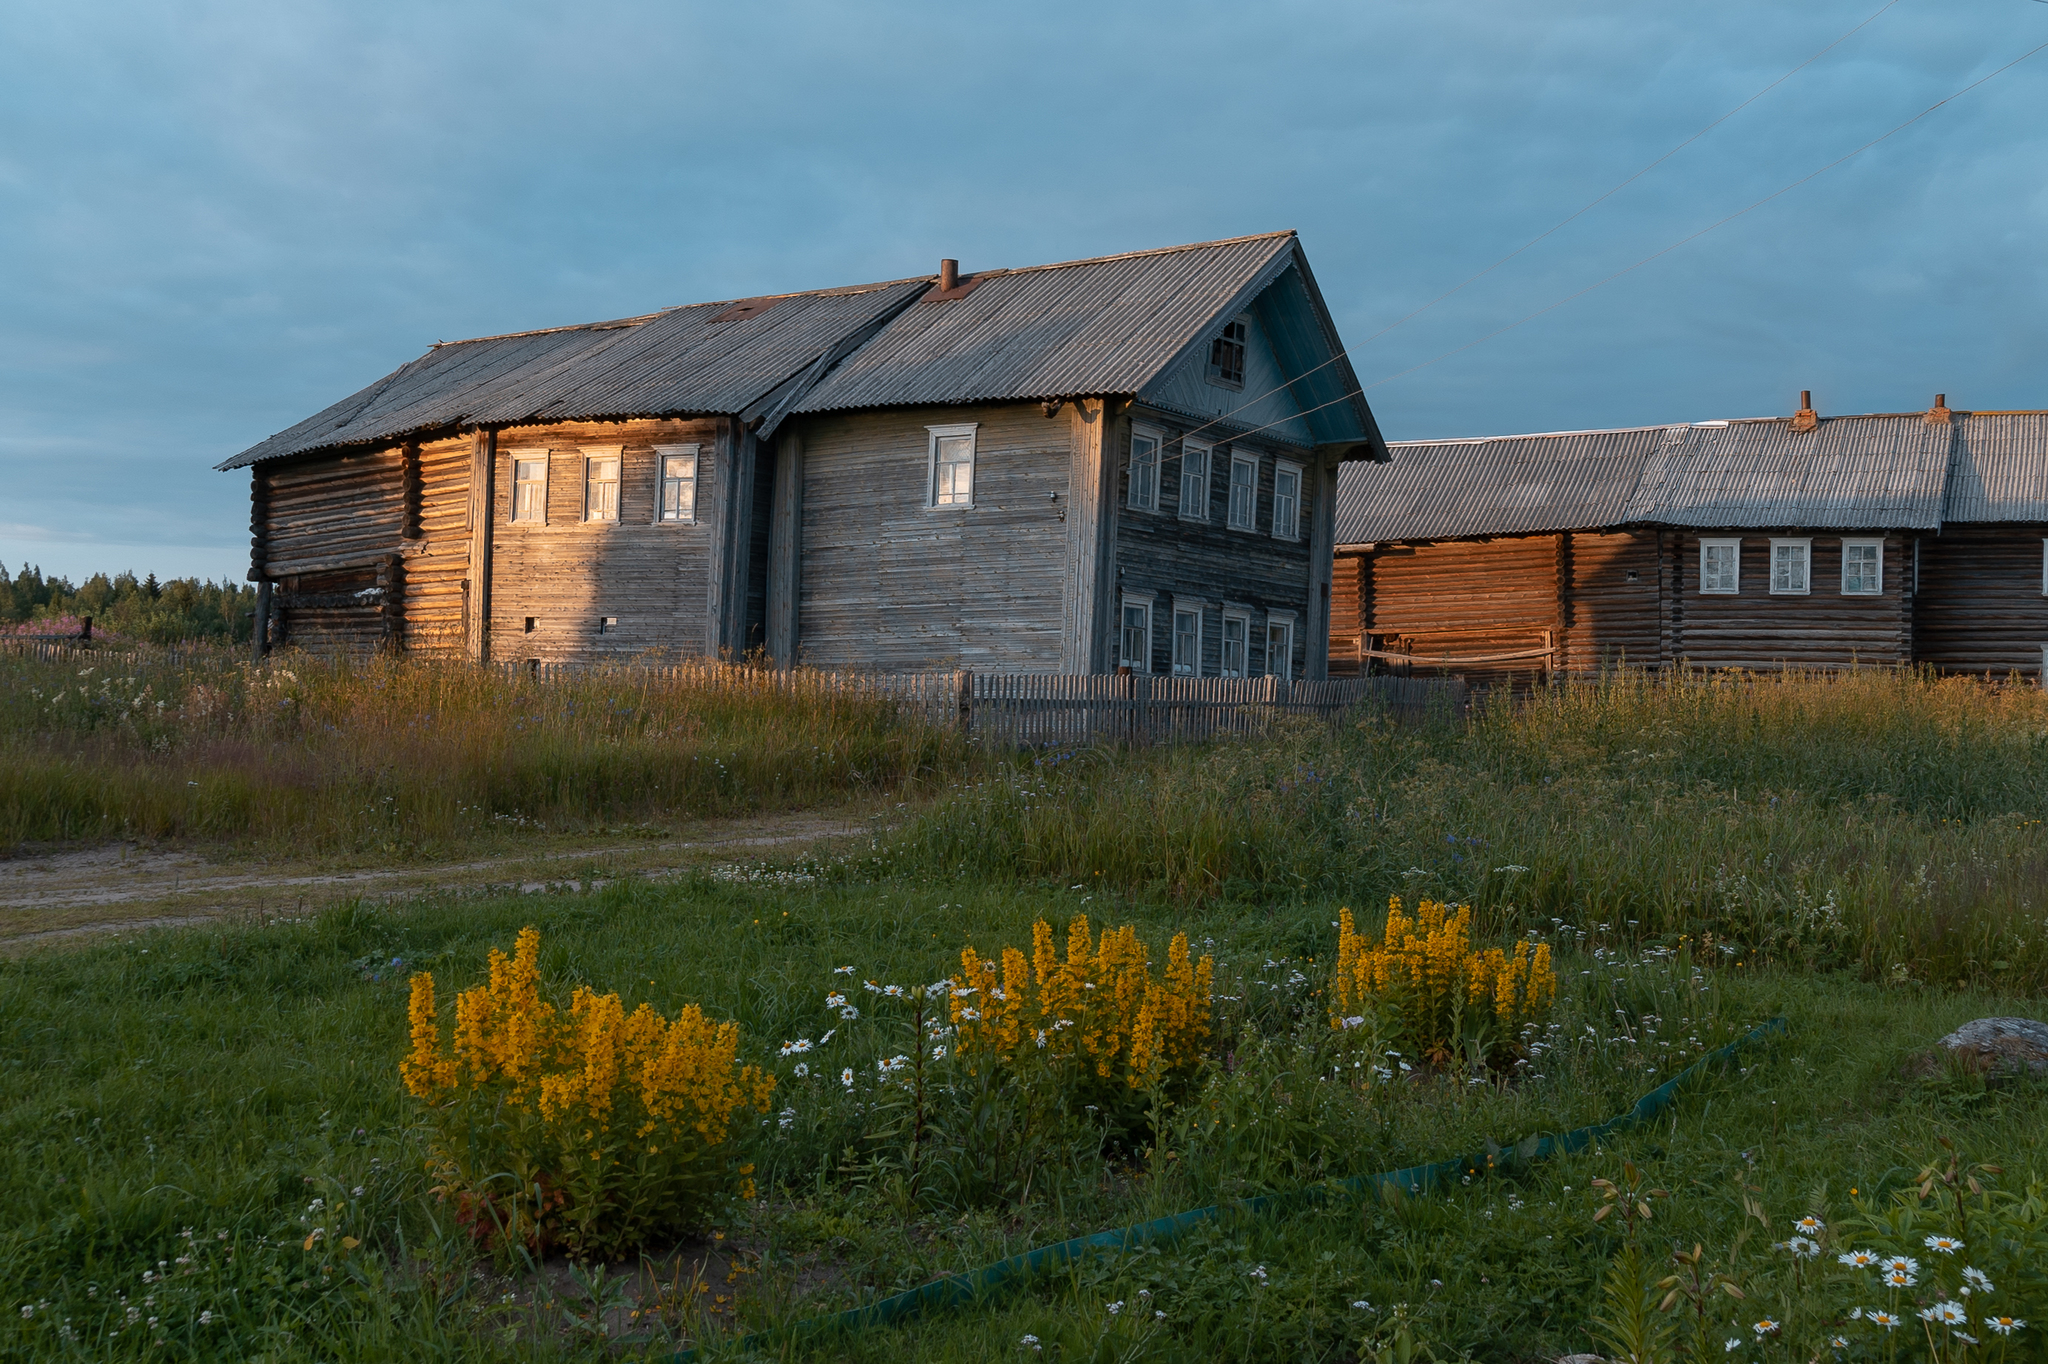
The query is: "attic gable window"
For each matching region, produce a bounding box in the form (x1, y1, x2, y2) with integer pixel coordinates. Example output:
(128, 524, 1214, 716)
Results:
(513, 454, 549, 523)
(1128, 426, 1162, 512)
(656, 444, 698, 523)
(583, 447, 622, 523)
(1207, 319, 1247, 389)
(1770, 538, 1811, 595)
(926, 423, 978, 507)
(1841, 538, 1882, 595)
(1700, 538, 1740, 594)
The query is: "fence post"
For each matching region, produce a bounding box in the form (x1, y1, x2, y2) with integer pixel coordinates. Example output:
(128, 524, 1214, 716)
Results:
(955, 669, 973, 733)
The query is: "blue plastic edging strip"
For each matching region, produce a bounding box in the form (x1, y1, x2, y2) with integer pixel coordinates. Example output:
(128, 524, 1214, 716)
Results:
(670, 1016, 1787, 1361)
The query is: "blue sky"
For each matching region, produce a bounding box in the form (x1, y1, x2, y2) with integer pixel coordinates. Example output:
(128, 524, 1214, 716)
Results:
(3, 0, 2044, 584)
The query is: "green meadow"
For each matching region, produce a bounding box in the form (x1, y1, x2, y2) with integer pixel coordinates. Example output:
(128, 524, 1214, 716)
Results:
(2, 657, 2045, 1362)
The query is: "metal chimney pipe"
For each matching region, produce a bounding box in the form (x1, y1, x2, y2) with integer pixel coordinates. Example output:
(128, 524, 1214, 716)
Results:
(1935, 394, 1946, 408)
(939, 258, 959, 291)
(1800, 390, 1811, 410)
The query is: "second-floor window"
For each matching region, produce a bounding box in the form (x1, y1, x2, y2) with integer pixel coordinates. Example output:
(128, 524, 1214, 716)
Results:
(584, 450, 621, 522)
(657, 445, 698, 523)
(513, 455, 548, 523)
(1272, 461, 1302, 540)
(1128, 428, 1160, 511)
(1228, 454, 1257, 530)
(927, 423, 978, 507)
(1179, 441, 1211, 521)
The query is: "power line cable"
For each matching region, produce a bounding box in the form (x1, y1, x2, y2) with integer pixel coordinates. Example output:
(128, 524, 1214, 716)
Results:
(1172, 0, 1903, 447)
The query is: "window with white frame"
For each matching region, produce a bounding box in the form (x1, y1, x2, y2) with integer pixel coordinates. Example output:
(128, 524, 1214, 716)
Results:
(1119, 595, 1153, 672)
(1179, 441, 1211, 521)
(927, 423, 977, 507)
(583, 447, 622, 523)
(512, 453, 549, 523)
(1128, 426, 1161, 512)
(1841, 538, 1882, 595)
(1770, 538, 1812, 595)
(656, 444, 698, 523)
(1271, 460, 1302, 540)
(1171, 601, 1202, 676)
(1265, 612, 1296, 680)
(1227, 453, 1257, 530)
(1700, 537, 1740, 594)
(1220, 610, 1250, 678)
(2041, 539, 2048, 595)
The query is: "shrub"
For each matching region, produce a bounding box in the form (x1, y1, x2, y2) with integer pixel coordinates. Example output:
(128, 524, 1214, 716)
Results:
(1330, 898, 1557, 1067)
(401, 927, 774, 1259)
(950, 915, 1215, 1125)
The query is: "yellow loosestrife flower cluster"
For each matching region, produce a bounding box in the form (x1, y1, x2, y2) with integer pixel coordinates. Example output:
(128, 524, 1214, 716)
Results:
(402, 928, 774, 1255)
(1331, 898, 1557, 1062)
(950, 915, 1214, 1089)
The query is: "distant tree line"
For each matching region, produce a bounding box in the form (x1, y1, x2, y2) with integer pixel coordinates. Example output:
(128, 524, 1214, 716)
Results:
(1, 563, 255, 643)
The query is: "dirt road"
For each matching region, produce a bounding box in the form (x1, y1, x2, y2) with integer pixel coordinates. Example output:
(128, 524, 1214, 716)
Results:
(0, 810, 870, 950)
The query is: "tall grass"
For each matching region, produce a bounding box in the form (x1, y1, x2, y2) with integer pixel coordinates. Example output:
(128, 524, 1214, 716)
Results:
(885, 668, 2048, 990)
(0, 648, 975, 852)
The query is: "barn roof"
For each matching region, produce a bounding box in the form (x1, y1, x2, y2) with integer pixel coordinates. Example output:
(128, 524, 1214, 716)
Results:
(221, 232, 1384, 470)
(1337, 410, 2048, 544)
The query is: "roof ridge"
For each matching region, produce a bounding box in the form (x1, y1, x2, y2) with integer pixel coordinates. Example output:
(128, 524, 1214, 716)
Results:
(1389, 408, 2048, 445)
(978, 231, 1296, 279)
(430, 277, 934, 350)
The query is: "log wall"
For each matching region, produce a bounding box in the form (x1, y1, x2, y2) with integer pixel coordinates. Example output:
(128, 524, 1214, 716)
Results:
(258, 448, 405, 650)
(399, 436, 473, 655)
(1114, 405, 1317, 678)
(1914, 525, 2048, 677)
(1671, 532, 1911, 669)
(487, 417, 724, 662)
(794, 401, 1072, 671)
(1357, 535, 1565, 684)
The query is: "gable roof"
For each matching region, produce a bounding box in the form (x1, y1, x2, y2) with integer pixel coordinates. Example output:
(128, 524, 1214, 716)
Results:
(791, 232, 1384, 455)
(221, 232, 1385, 471)
(218, 280, 930, 470)
(1337, 411, 2048, 544)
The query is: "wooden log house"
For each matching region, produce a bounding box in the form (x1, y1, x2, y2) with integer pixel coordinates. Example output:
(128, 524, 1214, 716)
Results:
(1331, 397, 2048, 682)
(222, 233, 1389, 678)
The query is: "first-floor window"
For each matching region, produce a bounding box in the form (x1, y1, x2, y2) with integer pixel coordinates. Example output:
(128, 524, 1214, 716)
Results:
(1171, 604, 1202, 675)
(927, 423, 978, 507)
(583, 448, 621, 522)
(657, 444, 698, 523)
(1119, 597, 1152, 672)
(1272, 460, 1302, 540)
(1228, 454, 1257, 530)
(1700, 537, 1740, 593)
(1841, 538, 1882, 595)
(1128, 427, 1161, 511)
(513, 453, 549, 523)
(1770, 538, 1811, 595)
(1265, 614, 1295, 680)
(1221, 612, 1249, 678)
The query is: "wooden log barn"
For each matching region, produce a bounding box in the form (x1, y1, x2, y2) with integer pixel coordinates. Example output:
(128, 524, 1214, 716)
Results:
(220, 233, 1389, 678)
(1330, 395, 2048, 683)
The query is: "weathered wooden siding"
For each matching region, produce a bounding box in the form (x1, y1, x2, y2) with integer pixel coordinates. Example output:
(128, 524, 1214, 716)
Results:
(399, 437, 473, 655)
(257, 448, 403, 650)
(1141, 313, 1314, 446)
(1564, 532, 1661, 671)
(1329, 548, 1365, 676)
(1361, 536, 1560, 684)
(1670, 532, 1912, 669)
(1913, 526, 2048, 676)
(1115, 406, 1317, 677)
(795, 402, 1071, 671)
(488, 418, 722, 662)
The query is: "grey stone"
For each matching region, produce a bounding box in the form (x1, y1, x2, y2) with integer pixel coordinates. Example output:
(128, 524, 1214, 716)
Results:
(1937, 1017, 2048, 1077)
(1554, 1355, 1605, 1364)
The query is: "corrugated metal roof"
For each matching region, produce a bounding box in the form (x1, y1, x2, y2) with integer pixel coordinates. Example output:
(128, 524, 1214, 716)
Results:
(219, 281, 930, 469)
(1339, 411, 2048, 545)
(792, 233, 1301, 414)
(1335, 426, 1660, 542)
(1623, 415, 1950, 529)
(1942, 413, 2048, 522)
